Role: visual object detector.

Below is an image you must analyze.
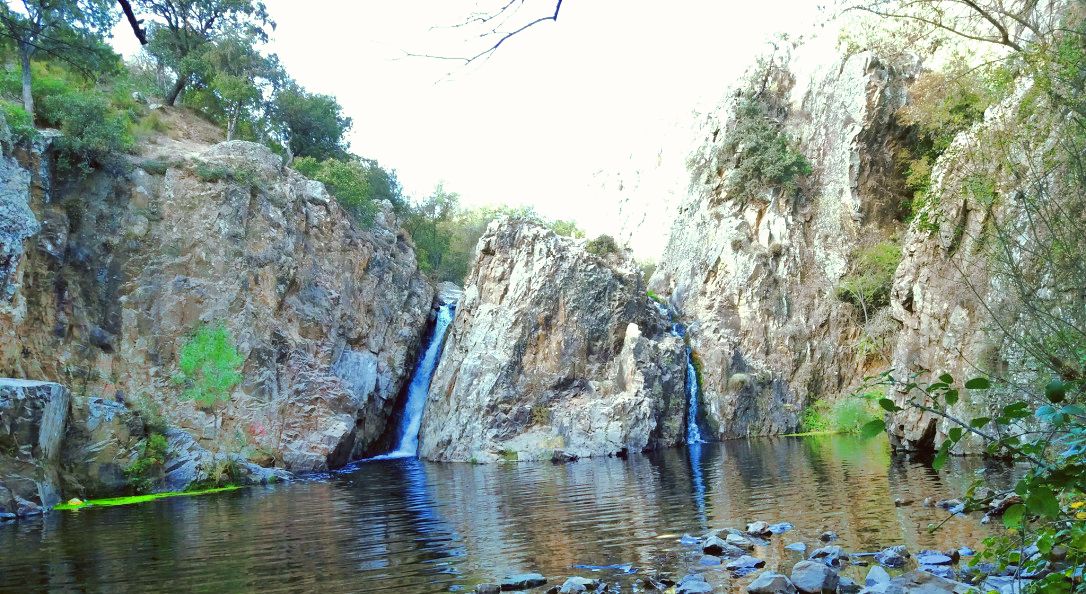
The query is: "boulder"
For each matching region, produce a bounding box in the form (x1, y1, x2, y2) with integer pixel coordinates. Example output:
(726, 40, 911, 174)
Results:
(704, 535, 747, 558)
(748, 572, 797, 594)
(475, 585, 501, 594)
(726, 555, 767, 573)
(810, 545, 847, 567)
(865, 566, 891, 587)
(819, 531, 839, 542)
(676, 574, 714, 594)
(875, 546, 910, 568)
(558, 576, 601, 593)
(883, 570, 973, 594)
(786, 543, 808, 554)
(837, 577, 861, 594)
(915, 551, 953, 566)
(791, 561, 840, 594)
(501, 573, 547, 591)
(728, 533, 757, 549)
(747, 521, 772, 535)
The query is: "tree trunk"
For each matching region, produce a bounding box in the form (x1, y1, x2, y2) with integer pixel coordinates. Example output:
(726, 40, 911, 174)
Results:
(227, 109, 237, 141)
(165, 75, 187, 106)
(19, 46, 33, 118)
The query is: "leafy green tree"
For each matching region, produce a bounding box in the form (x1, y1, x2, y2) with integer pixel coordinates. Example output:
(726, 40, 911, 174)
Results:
(0, 0, 116, 117)
(272, 83, 352, 161)
(173, 323, 244, 408)
(193, 32, 276, 140)
(137, 0, 271, 106)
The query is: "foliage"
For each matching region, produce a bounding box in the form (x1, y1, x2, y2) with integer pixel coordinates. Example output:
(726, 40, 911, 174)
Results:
(0, 100, 34, 143)
(861, 371, 1085, 592)
(646, 289, 666, 304)
(718, 98, 812, 200)
(0, 0, 117, 116)
(139, 0, 272, 106)
(895, 57, 1011, 226)
(293, 155, 390, 226)
(835, 242, 902, 313)
(404, 185, 583, 284)
(273, 84, 351, 161)
(801, 392, 883, 434)
(125, 432, 169, 493)
(40, 90, 133, 172)
(173, 323, 244, 408)
(585, 234, 621, 257)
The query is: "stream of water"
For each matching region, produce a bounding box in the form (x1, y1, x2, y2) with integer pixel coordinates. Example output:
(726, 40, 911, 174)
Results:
(0, 435, 1013, 593)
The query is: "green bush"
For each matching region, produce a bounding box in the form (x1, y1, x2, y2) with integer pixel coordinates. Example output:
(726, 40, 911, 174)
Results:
(125, 432, 169, 493)
(585, 234, 621, 257)
(720, 98, 812, 200)
(173, 323, 244, 408)
(835, 242, 902, 311)
(39, 91, 133, 173)
(293, 156, 380, 226)
(0, 100, 35, 144)
(801, 393, 882, 434)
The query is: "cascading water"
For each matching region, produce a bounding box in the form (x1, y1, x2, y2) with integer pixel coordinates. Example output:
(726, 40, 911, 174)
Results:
(683, 346, 703, 445)
(654, 301, 704, 446)
(377, 302, 456, 460)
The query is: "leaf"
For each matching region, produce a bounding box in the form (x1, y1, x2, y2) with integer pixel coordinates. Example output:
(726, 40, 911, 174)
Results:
(878, 398, 901, 412)
(1025, 486, 1060, 519)
(933, 439, 951, 470)
(965, 377, 991, 390)
(944, 389, 959, 406)
(948, 427, 964, 442)
(1002, 503, 1025, 528)
(970, 417, 990, 428)
(1044, 379, 1066, 403)
(861, 419, 886, 439)
(938, 373, 954, 384)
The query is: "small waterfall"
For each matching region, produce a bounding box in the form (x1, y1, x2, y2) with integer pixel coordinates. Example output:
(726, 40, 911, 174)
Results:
(379, 302, 456, 460)
(684, 347, 703, 445)
(655, 301, 703, 446)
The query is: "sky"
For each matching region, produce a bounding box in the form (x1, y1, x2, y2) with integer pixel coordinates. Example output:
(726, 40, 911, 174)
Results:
(112, 1, 827, 238)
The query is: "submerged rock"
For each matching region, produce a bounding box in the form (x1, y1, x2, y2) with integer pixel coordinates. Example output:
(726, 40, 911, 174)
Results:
(790, 561, 839, 594)
(558, 576, 601, 593)
(500, 573, 547, 590)
(874, 546, 910, 568)
(809, 545, 847, 567)
(883, 570, 973, 594)
(419, 219, 686, 463)
(747, 572, 797, 594)
(704, 535, 747, 558)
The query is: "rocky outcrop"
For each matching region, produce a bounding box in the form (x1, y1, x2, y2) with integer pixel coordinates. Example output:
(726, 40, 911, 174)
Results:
(885, 80, 1072, 453)
(0, 112, 433, 473)
(418, 219, 687, 462)
(649, 44, 912, 437)
(0, 379, 68, 516)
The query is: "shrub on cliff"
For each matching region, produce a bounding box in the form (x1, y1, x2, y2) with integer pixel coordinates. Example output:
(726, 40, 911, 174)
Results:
(293, 156, 396, 227)
(125, 432, 168, 493)
(835, 242, 902, 313)
(173, 323, 244, 408)
(585, 234, 621, 257)
(718, 98, 812, 201)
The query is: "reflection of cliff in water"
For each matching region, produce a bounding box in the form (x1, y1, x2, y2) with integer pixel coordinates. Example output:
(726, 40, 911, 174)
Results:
(0, 436, 1015, 593)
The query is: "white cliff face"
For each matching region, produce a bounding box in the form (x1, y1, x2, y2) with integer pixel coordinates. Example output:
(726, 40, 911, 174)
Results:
(418, 219, 687, 462)
(649, 46, 912, 437)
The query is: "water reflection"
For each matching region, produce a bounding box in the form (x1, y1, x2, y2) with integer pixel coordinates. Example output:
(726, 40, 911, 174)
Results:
(0, 436, 1011, 593)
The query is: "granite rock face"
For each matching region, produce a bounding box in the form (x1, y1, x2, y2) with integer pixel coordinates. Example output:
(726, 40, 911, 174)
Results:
(0, 112, 433, 473)
(418, 219, 687, 462)
(0, 379, 68, 514)
(649, 45, 913, 437)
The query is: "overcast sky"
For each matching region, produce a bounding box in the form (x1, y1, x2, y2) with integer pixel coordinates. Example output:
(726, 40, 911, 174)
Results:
(114, 1, 825, 237)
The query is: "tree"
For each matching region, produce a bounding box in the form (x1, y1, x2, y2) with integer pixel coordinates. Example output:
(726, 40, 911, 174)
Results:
(198, 33, 275, 140)
(137, 0, 271, 106)
(0, 0, 116, 117)
(272, 83, 351, 161)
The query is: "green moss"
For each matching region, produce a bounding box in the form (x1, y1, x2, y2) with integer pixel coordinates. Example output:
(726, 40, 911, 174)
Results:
(646, 289, 666, 304)
(498, 449, 519, 462)
(53, 485, 241, 511)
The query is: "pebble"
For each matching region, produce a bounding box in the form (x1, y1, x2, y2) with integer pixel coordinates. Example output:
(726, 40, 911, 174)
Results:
(785, 542, 807, 553)
(818, 531, 838, 542)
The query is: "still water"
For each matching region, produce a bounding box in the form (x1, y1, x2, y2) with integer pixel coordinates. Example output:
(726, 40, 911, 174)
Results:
(0, 435, 1010, 593)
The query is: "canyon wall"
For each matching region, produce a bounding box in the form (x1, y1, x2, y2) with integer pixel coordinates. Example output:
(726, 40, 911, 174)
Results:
(418, 219, 687, 462)
(0, 109, 433, 479)
(647, 45, 912, 437)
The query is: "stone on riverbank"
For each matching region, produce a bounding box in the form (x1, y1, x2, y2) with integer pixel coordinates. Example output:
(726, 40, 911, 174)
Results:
(501, 573, 548, 590)
(791, 561, 839, 594)
(874, 546, 910, 568)
(558, 576, 601, 593)
(865, 566, 891, 587)
(676, 574, 714, 594)
(747, 571, 797, 594)
(883, 570, 973, 594)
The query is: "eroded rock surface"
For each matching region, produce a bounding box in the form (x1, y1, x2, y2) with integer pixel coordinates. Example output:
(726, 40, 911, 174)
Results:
(0, 114, 433, 473)
(650, 45, 912, 436)
(418, 219, 687, 462)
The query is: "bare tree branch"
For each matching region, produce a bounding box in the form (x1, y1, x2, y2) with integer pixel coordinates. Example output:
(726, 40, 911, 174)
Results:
(117, 0, 147, 45)
(407, 0, 562, 65)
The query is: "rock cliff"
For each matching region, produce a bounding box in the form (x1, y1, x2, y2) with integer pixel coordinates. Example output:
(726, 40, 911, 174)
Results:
(0, 108, 433, 478)
(418, 219, 687, 462)
(648, 45, 912, 437)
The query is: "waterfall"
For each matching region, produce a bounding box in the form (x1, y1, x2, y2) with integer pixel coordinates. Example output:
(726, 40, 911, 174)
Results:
(374, 302, 456, 460)
(657, 300, 703, 446)
(684, 347, 703, 445)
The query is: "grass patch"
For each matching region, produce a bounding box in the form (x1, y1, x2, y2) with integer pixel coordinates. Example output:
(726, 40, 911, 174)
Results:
(54, 485, 241, 511)
(835, 242, 903, 311)
(800, 392, 882, 434)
